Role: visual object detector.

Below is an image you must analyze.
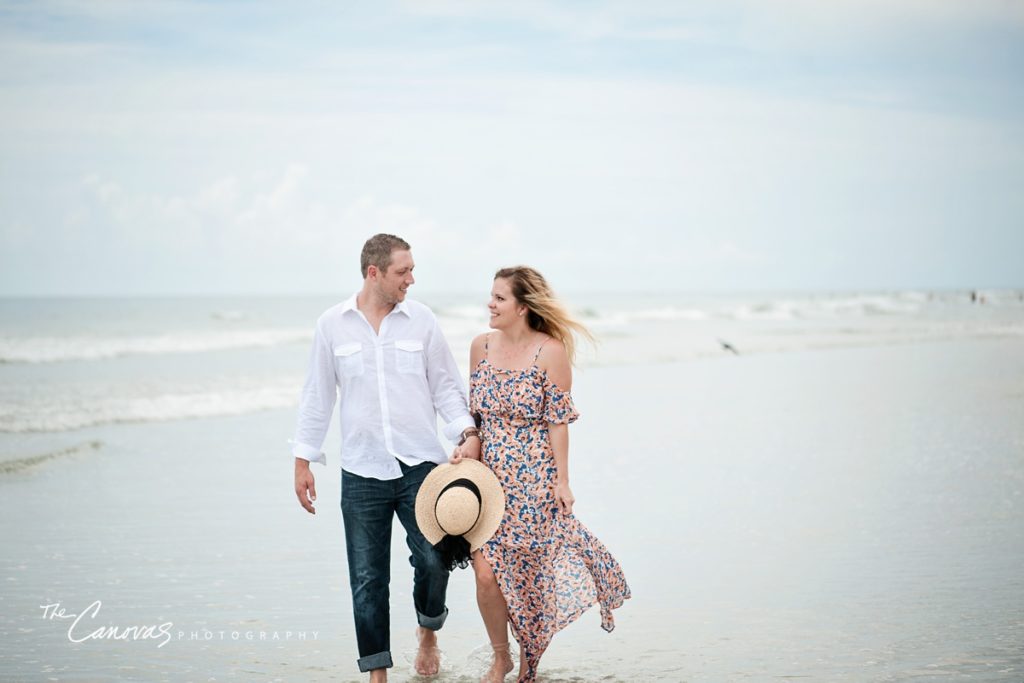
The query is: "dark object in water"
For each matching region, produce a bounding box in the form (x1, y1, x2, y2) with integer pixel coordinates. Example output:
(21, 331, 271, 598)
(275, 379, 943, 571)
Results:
(718, 338, 740, 355)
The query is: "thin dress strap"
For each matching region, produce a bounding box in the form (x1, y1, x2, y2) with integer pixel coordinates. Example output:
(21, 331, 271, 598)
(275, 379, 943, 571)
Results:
(484, 333, 491, 357)
(532, 337, 549, 363)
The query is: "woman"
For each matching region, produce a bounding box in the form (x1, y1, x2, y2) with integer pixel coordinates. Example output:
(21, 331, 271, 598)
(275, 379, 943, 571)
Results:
(451, 266, 630, 682)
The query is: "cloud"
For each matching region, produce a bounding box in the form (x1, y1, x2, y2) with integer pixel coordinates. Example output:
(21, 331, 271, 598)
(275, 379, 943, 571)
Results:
(400, 0, 1024, 51)
(55, 166, 501, 292)
(1, 2, 1021, 294)
(237, 163, 309, 228)
(708, 240, 768, 265)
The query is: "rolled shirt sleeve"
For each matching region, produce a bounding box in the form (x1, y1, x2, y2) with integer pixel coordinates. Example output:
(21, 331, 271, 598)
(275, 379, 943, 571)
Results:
(425, 316, 475, 443)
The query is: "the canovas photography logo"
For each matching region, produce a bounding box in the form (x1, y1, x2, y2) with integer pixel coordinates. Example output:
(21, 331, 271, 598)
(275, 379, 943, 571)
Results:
(40, 600, 318, 648)
(41, 600, 173, 648)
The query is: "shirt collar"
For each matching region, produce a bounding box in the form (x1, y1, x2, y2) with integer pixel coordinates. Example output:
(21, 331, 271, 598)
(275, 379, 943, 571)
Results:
(340, 292, 411, 318)
(340, 293, 359, 314)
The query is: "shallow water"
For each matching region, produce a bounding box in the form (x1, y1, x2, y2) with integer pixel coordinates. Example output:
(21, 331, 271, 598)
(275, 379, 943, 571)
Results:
(2, 339, 1022, 680)
(2, 290, 1021, 438)
(1, 295, 1023, 681)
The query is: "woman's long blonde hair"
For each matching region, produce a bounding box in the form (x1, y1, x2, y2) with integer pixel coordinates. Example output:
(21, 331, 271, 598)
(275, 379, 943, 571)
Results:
(494, 266, 594, 365)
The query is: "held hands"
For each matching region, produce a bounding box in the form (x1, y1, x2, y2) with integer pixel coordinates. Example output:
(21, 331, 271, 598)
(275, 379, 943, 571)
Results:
(554, 480, 575, 515)
(294, 458, 317, 514)
(449, 435, 481, 464)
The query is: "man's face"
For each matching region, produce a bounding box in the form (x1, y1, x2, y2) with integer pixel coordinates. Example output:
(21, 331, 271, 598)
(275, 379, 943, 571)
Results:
(373, 249, 415, 304)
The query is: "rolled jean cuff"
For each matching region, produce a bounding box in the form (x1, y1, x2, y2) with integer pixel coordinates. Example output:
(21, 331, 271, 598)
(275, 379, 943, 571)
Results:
(417, 606, 449, 631)
(357, 651, 393, 673)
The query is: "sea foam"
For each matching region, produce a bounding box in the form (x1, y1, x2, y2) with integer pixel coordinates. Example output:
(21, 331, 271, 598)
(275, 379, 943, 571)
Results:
(0, 378, 299, 433)
(0, 328, 310, 364)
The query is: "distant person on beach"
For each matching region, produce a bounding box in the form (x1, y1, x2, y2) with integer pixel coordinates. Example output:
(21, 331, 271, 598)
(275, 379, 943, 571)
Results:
(291, 233, 480, 682)
(450, 266, 630, 682)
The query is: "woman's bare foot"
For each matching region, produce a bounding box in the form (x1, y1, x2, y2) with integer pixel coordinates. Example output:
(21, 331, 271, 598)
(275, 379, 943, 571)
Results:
(415, 627, 441, 676)
(481, 642, 514, 682)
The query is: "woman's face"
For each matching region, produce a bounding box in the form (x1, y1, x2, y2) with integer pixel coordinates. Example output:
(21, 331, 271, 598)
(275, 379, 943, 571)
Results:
(488, 277, 526, 329)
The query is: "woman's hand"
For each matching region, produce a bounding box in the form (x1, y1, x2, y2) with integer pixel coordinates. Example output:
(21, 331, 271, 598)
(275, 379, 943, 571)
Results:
(554, 480, 575, 515)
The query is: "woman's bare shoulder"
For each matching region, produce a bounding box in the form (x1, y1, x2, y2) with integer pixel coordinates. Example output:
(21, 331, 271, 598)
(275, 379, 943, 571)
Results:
(469, 332, 490, 365)
(471, 332, 490, 349)
(537, 334, 565, 359)
(537, 336, 571, 389)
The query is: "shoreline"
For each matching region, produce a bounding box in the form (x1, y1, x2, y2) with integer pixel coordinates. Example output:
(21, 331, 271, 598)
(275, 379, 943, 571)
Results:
(2, 332, 1023, 452)
(1, 338, 1022, 681)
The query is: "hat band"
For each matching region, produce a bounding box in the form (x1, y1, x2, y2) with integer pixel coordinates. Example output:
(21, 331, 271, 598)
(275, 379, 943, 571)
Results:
(434, 478, 482, 536)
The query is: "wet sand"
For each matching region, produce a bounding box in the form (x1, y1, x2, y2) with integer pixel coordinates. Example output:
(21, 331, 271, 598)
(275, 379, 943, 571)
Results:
(1, 338, 1022, 681)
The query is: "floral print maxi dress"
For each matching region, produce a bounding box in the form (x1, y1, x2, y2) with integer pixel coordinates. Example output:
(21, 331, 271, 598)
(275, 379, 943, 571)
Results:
(470, 342, 631, 682)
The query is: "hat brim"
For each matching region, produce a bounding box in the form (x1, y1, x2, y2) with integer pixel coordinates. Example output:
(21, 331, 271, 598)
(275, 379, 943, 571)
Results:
(415, 460, 505, 552)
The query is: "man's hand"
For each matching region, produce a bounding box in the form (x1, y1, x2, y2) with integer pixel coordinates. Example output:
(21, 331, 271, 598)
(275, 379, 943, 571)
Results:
(449, 435, 481, 464)
(294, 458, 317, 514)
(449, 443, 467, 463)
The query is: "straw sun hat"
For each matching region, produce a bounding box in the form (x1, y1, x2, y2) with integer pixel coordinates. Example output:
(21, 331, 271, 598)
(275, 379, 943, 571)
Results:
(415, 459, 505, 570)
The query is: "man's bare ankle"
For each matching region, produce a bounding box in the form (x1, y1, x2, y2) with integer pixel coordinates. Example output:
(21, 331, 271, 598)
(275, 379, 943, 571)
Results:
(368, 668, 387, 683)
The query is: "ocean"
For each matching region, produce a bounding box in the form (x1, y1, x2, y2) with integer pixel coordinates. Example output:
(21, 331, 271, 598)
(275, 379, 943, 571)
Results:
(2, 289, 1021, 441)
(1, 289, 1023, 682)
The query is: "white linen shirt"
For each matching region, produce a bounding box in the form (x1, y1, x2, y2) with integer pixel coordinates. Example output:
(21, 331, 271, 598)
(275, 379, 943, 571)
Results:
(291, 294, 474, 480)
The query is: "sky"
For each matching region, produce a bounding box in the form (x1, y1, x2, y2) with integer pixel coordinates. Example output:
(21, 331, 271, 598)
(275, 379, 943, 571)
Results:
(1, 0, 1022, 296)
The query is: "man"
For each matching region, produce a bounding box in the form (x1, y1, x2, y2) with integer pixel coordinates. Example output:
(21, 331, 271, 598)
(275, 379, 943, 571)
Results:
(292, 234, 480, 682)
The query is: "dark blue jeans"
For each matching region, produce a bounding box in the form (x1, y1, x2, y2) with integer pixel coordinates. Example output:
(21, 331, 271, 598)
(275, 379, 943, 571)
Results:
(340, 461, 450, 672)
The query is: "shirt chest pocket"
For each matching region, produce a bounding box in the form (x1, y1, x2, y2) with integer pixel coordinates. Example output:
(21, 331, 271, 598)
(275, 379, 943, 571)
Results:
(395, 339, 424, 375)
(334, 342, 364, 378)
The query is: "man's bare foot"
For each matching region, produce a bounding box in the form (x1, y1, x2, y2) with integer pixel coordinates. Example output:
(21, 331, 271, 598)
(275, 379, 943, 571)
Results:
(369, 667, 387, 683)
(415, 627, 441, 676)
(481, 642, 514, 682)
